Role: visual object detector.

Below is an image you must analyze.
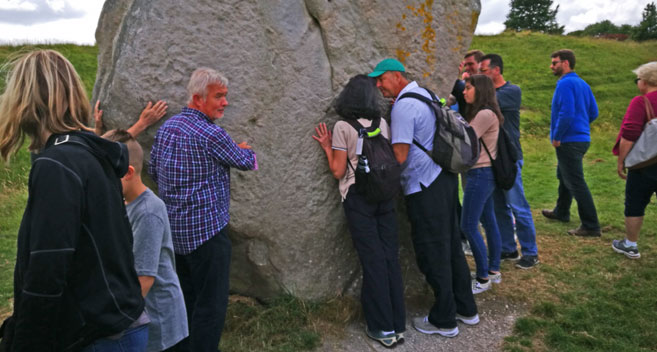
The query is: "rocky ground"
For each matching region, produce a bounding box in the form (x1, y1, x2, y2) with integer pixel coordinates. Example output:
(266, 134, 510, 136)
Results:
(317, 293, 527, 352)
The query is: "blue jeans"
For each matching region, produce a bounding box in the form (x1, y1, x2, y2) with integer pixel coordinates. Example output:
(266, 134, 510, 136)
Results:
(81, 324, 149, 352)
(462, 167, 501, 279)
(487, 160, 538, 256)
(553, 142, 600, 230)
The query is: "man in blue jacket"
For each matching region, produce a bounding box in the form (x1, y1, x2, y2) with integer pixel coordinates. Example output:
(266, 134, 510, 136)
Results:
(542, 49, 601, 237)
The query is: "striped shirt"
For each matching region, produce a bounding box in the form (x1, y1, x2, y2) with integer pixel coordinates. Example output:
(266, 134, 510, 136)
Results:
(149, 107, 256, 255)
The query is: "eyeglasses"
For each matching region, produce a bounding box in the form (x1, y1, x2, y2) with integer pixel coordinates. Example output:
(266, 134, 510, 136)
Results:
(550, 60, 562, 66)
(635, 78, 641, 84)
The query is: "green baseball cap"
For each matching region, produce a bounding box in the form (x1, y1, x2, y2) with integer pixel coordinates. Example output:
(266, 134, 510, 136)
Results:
(368, 58, 406, 77)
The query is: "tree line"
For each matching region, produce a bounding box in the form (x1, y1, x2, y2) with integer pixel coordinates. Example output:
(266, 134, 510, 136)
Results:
(504, 0, 657, 41)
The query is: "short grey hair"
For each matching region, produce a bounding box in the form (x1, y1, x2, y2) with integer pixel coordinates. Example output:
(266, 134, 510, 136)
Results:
(634, 61, 657, 87)
(186, 67, 229, 104)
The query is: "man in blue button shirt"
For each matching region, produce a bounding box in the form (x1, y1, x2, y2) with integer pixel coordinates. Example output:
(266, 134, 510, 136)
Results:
(369, 58, 478, 338)
(542, 49, 601, 237)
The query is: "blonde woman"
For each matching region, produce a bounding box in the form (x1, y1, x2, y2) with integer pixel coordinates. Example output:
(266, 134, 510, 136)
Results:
(612, 61, 657, 259)
(0, 50, 147, 351)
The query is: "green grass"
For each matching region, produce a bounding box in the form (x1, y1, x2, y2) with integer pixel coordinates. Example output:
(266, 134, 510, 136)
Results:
(470, 32, 657, 352)
(221, 295, 321, 351)
(1, 34, 657, 351)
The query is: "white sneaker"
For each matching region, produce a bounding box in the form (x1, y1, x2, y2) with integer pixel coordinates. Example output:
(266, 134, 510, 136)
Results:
(456, 313, 480, 325)
(470, 271, 501, 284)
(471, 279, 491, 294)
(489, 272, 502, 284)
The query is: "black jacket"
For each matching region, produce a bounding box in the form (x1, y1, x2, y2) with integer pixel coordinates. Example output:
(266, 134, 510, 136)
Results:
(12, 131, 144, 351)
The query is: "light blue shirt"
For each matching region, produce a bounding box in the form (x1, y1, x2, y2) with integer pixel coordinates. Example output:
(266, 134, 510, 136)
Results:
(391, 81, 442, 195)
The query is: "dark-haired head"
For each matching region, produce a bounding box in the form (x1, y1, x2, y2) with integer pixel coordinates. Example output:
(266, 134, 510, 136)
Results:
(464, 74, 504, 124)
(334, 75, 382, 120)
(551, 49, 576, 69)
(481, 53, 503, 75)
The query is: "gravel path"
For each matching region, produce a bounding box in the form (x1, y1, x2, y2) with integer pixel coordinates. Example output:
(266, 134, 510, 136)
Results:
(317, 294, 527, 352)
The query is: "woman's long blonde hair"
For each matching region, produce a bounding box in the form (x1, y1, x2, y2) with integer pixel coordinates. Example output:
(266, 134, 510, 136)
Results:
(0, 49, 92, 162)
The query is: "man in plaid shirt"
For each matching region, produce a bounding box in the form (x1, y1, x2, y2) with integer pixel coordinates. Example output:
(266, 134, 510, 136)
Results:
(150, 67, 257, 352)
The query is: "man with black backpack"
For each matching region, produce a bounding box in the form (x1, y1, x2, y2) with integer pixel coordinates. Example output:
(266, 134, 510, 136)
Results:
(369, 58, 478, 338)
(479, 53, 540, 270)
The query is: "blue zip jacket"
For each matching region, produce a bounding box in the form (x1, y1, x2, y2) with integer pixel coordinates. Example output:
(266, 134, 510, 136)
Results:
(550, 72, 598, 143)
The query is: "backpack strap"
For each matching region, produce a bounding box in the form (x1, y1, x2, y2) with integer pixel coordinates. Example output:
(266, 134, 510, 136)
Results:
(344, 117, 382, 138)
(480, 137, 492, 160)
(397, 88, 443, 156)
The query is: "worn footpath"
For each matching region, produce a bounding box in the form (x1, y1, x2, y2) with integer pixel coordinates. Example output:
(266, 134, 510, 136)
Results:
(318, 293, 526, 352)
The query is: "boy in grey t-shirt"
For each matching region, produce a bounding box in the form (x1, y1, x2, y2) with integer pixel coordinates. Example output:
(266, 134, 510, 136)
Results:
(103, 130, 188, 351)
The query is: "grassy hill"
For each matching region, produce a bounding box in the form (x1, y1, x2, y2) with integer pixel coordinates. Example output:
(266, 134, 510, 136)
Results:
(1, 34, 657, 351)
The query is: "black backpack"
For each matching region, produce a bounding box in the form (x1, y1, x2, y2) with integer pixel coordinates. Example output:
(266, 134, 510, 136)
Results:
(398, 88, 480, 173)
(345, 118, 401, 203)
(480, 122, 518, 190)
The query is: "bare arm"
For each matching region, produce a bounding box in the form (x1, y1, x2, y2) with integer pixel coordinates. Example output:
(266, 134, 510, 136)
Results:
(312, 123, 348, 179)
(138, 276, 155, 297)
(617, 137, 634, 180)
(393, 143, 410, 164)
(94, 100, 104, 135)
(127, 100, 168, 137)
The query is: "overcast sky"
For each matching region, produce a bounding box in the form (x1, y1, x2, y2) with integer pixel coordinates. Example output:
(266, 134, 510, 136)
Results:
(0, 0, 655, 44)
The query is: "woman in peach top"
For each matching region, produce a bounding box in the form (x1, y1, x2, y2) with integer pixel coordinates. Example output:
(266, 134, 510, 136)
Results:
(462, 74, 505, 295)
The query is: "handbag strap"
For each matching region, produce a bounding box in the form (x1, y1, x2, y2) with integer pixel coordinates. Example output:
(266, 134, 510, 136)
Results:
(642, 96, 656, 123)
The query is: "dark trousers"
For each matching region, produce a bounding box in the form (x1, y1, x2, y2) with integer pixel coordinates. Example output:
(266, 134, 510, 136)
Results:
(175, 228, 231, 352)
(553, 142, 600, 230)
(405, 171, 477, 329)
(343, 187, 406, 333)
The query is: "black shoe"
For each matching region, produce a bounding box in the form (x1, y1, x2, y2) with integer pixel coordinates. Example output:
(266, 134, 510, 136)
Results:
(541, 209, 569, 222)
(567, 227, 601, 237)
(516, 255, 539, 269)
(501, 250, 520, 261)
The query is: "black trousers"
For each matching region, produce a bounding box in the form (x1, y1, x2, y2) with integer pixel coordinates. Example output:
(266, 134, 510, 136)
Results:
(343, 187, 406, 333)
(174, 228, 231, 352)
(554, 142, 600, 230)
(405, 171, 477, 329)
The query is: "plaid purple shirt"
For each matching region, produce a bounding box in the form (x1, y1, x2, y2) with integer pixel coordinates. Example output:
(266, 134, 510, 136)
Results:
(149, 107, 256, 255)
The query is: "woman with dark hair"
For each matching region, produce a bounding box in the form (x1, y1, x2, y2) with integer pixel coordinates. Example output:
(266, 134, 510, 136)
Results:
(312, 75, 405, 348)
(0, 50, 147, 351)
(462, 74, 505, 294)
(612, 61, 657, 259)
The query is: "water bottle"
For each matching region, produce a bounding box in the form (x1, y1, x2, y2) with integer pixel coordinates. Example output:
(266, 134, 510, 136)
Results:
(358, 156, 370, 173)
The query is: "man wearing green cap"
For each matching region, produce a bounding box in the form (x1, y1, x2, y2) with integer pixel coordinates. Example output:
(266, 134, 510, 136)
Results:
(369, 58, 478, 338)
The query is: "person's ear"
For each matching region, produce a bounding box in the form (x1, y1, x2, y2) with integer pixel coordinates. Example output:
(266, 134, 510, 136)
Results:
(124, 165, 136, 180)
(191, 94, 205, 108)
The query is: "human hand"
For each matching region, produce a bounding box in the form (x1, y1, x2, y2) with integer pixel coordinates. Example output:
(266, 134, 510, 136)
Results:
(94, 100, 104, 135)
(617, 161, 627, 180)
(138, 100, 167, 127)
(312, 123, 332, 151)
(552, 140, 561, 148)
(237, 141, 252, 149)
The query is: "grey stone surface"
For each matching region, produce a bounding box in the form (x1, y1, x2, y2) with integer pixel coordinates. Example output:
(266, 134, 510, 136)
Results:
(93, 0, 481, 300)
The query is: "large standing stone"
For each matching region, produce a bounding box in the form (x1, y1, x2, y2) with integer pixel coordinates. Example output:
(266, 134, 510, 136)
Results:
(93, 0, 480, 300)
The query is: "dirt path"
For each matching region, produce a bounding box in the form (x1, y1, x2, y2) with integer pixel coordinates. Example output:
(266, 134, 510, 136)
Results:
(317, 294, 527, 352)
